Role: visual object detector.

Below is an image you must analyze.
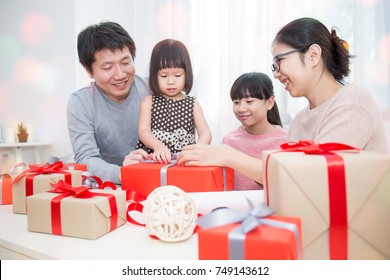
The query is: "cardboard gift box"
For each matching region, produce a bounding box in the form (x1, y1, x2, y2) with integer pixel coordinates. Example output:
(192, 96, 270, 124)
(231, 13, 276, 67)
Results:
(121, 162, 234, 198)
(29, 162, 87, 171)
(263, 142, 390, 260)
(12, 164, 82, 214)
(27, 182, 126, 240)
(197, 206, 301, 260)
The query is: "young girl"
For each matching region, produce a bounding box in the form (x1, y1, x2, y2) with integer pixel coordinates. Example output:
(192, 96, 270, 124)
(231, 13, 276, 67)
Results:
(136, 39, 212, 163)
(222, 72, 287, 190)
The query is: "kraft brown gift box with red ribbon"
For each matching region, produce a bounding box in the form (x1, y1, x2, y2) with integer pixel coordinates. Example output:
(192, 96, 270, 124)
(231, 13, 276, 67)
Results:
(26, 181, 126, 240)
(121, 162, 234, 198)
(29, 154, 87, 171)
(263, 141, 390, 260)
(29, 163, 87, 172)
(12, 162, 82, 214)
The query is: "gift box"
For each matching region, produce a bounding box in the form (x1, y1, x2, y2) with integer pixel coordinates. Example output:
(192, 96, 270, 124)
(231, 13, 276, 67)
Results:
(27, 181, 126, 240)
(1, 174, 16, 205)
(197, 205, 302, 260)
(29, 163, 87, 171)
(1, 162, 27, 205)
(263, 141, 390, 260)
(12, 163, 82, 214)
(121, 162, 234, 198)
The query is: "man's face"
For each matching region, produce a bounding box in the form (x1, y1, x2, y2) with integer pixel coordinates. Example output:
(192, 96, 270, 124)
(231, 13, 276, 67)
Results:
(87, 47, 135, 103)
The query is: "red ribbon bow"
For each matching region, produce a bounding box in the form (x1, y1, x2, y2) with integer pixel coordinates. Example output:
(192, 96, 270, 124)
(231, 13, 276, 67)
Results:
(265, 141, 360, 260)
(49, 179, 93, 198)
(11, 161, 72, 197)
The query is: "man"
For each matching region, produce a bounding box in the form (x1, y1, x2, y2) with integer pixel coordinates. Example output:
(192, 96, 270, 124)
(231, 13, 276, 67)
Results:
(67, 21, 151, 184)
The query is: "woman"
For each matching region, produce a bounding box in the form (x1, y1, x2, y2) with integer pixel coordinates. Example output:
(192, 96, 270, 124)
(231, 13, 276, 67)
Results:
(176, 17, 388, 184)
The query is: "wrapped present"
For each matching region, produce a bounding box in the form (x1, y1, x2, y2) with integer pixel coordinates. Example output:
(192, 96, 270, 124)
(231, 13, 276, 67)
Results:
(263, 141, 390, 260)
(27, 180, 126, 240)
(29, 154, 88, 171)
(1, 174, 15, 205)
(121, 162, 234, 198)
(1, 162, 28, 205)
(29, 163, 87, 171)
(12, 162, 82, 214)
(29, 154, 87, 171)
(197, 203, 302, 260)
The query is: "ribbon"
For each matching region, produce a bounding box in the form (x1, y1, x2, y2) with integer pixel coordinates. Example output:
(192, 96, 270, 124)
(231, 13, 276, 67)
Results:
(11, 161, 72, 198)
(49, 180, 118, 235)
(81, 172, 117, 190)
(33, 154, 76, 170)
(160, 162, 177, 186)
(154, 160, 228, 191)
(198, 201, 302, 260)
(264, 140, 359, 260)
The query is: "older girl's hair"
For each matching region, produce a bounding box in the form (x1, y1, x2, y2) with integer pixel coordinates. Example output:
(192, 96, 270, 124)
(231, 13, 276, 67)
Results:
(149, 39, 193, 95)
(272, 17, 352, 84)
(230, 72, 283, 127)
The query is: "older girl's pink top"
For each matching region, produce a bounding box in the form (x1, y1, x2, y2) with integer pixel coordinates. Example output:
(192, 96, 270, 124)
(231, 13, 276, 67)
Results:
(222, 125, 288, 190)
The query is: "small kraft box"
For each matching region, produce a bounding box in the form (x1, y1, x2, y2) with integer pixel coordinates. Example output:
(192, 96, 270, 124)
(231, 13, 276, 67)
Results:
(263, 141, 390, 260)
(12, 163, 82, 214)
(197, 206, 302, 260)
(121, 162, 234, 198)
(26, 181, 127, 240)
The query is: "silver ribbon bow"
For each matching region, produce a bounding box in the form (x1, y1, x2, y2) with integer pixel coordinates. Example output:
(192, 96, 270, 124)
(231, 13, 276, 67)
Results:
(47, 154, 75, 170)
(198, 200, 302, 259)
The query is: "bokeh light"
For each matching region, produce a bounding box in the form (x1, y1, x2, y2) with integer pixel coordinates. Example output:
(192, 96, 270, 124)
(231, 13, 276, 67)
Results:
(157, 3, 189, 35)
(356, 0, 380, 8)
(378, 34, 390, 65)
(12, 57, 59, 94)
(20, 13, 52, 46)
(0, 36, 21, 82)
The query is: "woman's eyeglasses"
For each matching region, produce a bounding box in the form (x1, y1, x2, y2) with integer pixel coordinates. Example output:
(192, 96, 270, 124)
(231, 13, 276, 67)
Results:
(271, 47, 306, 73)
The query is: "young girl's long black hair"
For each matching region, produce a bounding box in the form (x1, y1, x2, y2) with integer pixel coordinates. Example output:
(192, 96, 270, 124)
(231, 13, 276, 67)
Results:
(230, 72, 283, 127)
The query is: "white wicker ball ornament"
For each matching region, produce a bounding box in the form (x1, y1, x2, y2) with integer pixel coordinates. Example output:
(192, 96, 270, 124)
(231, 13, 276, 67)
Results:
(143, 185, 198, 242)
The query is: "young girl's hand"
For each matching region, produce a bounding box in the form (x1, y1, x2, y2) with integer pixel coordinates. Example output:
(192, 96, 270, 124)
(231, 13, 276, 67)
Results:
(153, 144, 172, 163)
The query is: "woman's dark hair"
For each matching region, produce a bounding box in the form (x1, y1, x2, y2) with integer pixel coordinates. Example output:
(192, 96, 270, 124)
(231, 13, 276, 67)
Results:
(272, 17, 353, 84)
(230, 72, 282, 127)
(77, 21, 136, 74)
(149, 39, 193, 95)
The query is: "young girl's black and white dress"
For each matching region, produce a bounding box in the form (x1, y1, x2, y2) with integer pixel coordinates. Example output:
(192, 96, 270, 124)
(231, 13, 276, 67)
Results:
(136, 94, 196, 154)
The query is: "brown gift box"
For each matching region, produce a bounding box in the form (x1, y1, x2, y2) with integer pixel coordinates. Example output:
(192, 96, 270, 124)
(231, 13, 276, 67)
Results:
(12, 170, 82, 214)
(263, 149, 390, 259)
(26, 189, 126, 240)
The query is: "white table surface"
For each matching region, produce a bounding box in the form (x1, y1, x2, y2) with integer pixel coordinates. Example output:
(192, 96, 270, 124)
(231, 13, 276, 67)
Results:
(0, 190, 264, 260)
